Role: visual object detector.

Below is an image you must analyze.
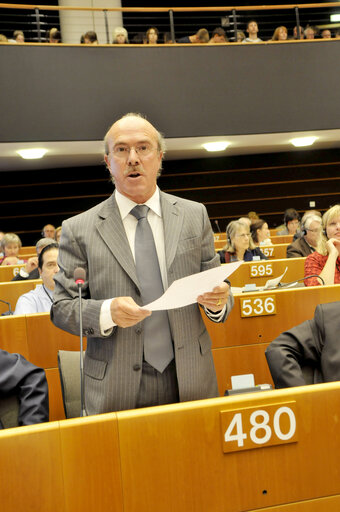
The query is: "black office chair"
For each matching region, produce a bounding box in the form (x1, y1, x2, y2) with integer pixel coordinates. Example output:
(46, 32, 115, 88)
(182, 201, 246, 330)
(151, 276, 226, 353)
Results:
(0, 395, 19, 429)
(58, 350, 84, 419)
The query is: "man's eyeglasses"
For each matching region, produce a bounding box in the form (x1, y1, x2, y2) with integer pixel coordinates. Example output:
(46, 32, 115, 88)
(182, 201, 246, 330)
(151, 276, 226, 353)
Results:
(111, 143, 155, 159)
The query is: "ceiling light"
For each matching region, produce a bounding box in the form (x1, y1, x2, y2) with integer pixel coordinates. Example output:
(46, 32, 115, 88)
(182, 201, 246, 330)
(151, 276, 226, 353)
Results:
(17, 148, 48, 159)
(289, 137, 318, 147)
(202, 141, 231, 152)
(330, 14, 340, 22)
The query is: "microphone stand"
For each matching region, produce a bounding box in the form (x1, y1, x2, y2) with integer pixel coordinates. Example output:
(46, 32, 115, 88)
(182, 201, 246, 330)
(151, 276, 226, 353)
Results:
(77, 281, 86, 417)
(0, 299, 13, 316)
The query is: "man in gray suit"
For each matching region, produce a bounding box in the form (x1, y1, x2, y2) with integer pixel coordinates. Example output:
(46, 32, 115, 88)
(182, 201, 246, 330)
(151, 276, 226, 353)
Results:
(51, 113, 233, 415)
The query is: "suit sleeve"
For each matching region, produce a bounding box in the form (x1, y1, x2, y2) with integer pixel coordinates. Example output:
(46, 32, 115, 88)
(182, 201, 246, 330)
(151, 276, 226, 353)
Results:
(51, 220, 106, 338)
(265, 305, 324, 388)
(0, 349, 49, 426)
(286, 243, 302, 258)
(199, 204, 234, 322)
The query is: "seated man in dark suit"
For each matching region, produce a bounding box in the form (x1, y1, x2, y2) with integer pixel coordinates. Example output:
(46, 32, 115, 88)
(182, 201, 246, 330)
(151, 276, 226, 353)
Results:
(265, 302, 340, 388)
(0, 349, 49, 428)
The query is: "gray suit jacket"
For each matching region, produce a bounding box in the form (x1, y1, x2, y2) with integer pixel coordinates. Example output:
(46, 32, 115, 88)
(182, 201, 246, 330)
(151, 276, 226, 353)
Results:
(265, 302, 340, 388)
(51, 191, 233, 414)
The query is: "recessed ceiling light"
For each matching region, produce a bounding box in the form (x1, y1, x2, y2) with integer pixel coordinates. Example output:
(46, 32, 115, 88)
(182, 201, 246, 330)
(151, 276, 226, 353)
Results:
(289, 137, 318, 147)
(202, 141, 231, 152)
(17, 148, 48, 159)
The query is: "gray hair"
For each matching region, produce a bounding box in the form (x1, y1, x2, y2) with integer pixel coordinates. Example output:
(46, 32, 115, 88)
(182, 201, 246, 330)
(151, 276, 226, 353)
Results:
(1, 232, 22, 250)
(112, 26, 129, 43)
(35, 237, 55, 254)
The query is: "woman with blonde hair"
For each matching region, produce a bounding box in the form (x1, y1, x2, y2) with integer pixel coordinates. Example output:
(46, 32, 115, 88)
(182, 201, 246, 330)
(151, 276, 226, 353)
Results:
(0, 233, 23, 265)
(304, 204, 340, 285)
(218, 220, 267, 263)
(272, 26, 288, 41)
(112, 27, 129, 44)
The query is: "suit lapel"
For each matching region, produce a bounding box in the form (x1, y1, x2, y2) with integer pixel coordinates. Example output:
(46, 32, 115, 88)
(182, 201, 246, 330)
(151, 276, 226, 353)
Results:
(96, 195, 139, 289)
(161, 192, 183, 271)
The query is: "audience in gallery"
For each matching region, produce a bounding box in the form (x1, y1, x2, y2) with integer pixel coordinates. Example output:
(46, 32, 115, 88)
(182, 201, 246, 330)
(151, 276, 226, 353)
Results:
(218, 220, 267, 263)
(0, 233, 24, 266)
(14, 243, 59, 315)
(146, 27, 159, 45)
(277, 208, 300, 236)
(3, 21, 339, 46)
(12, 237, 55, 282)
(286, 214, 321, 258)
(177, 28, 210, 44)
(84, 31, 99, 45)
(112, 27, 129, 44)
(250, 219, 272, 247)
(209, 27, 228, 44)
(304, 204, 340, 286)
(242, 20, 262, 43)
(272, 26, 288, 41)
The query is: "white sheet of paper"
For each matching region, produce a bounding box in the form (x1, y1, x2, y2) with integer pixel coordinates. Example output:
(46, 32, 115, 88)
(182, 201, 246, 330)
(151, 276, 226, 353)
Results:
(142, 261, 242, 311)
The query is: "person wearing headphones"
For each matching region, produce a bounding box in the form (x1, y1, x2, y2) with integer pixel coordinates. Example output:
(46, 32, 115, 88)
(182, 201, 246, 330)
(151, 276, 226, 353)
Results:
(218, 220, 267, 263)
(286, 214, 322, 258)
(42, 224, 55, 239)
(304, 204, 340, 286)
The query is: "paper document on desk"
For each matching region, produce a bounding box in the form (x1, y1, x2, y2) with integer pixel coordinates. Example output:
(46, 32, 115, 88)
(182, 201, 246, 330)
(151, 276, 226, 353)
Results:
(142, 261, 242, 311)
(261, 267, 288, 290)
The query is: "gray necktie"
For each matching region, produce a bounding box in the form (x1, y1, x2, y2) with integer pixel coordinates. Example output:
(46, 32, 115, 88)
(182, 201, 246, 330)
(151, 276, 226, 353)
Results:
(130, 205, 174, 373)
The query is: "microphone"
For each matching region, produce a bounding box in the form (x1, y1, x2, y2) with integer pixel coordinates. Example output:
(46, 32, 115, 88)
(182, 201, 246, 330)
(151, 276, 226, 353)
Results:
(0, 299, 13, 316)
(74, 267, 86, 417)
(214, 220, 221, 233)
(277, 274, 325, 289)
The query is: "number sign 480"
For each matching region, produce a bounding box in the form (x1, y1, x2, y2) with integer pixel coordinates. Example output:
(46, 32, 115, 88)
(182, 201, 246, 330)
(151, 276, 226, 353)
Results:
(220, 402, 298, 453)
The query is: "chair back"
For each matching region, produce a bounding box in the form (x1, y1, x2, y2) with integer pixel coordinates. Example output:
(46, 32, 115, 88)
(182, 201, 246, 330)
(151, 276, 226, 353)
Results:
(0, 395, 19, 428)
(58, 350, 84, 419)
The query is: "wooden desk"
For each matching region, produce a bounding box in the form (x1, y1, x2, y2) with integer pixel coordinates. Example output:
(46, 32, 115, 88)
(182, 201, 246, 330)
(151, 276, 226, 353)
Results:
(2, 384, 340, 511)
(214, 242, 289, 259)
(229, 257, 306, 288)
(0, 264, 25, 282)
(18, 246, 36, 256)
(0, 313, 83, 421)
(204, 285, 340, 395)
(0, 279, 42, 314)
